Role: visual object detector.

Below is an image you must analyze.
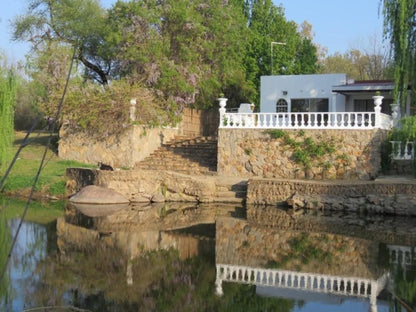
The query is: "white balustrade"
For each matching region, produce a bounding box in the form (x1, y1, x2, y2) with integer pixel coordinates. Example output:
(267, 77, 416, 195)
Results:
(218, 96, 394, 130)
(215, 263, 388, 310)
(219, 112, 392, 130)
(390, 141, 414, 160)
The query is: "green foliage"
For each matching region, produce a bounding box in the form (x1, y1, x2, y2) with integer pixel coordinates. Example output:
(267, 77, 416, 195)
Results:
(391, 264, 416, 309)
(390, 116, 416, 142)
(241, 0, 319, 104)
(382, 0, 416, 106)
(386, 116, 416, 175)
(267, 130, 336, 172)
(0, 57, 17, 172)
(267, 129, 286, 139)
(14, 0, 320, 126)
(63, 79, 176, 138)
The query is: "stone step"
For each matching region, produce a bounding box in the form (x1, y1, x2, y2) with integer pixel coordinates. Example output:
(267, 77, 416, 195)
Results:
(212, 196, 245, 204)
(213, 178, 248, 204)
(216, 190, 246, 199)
(135, 135, 218, 175)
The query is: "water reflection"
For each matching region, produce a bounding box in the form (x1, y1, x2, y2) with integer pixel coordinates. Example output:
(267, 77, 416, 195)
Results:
(2, 201, 416, 311)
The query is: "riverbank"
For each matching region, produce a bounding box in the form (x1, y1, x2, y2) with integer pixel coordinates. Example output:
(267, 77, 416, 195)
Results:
(66, 167, 416, 216)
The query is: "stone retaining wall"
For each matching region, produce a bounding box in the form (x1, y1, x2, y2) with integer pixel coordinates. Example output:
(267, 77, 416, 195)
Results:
(181, 108, 218, 137)
(66, 168, 217, 203)
(247, 178, 416, 215)
(218, 128, 389, 180)
(59, 125, 180, 168)
(59, 108, 218, 168)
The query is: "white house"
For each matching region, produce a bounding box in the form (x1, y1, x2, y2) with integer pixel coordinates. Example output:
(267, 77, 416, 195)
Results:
(260, 73, 402, 115)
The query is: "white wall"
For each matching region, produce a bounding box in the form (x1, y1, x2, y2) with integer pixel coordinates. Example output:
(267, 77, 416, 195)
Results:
(260, 74, 347, 113)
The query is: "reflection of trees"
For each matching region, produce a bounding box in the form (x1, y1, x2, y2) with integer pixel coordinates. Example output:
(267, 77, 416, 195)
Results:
(0, 209, 11, 309)
(390, 264, 416, 311)
(32, 240, 295, 311)
(217, 283, 295, 312)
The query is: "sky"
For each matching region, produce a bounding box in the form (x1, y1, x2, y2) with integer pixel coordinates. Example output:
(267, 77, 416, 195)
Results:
(0, 0, 385, 63)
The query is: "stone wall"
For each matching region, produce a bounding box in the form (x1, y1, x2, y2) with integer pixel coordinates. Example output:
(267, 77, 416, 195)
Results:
(217, 128, 389, 180)
(246, 178, 416, 215)
(59, 124, 180, 168)
(59, 108, 218, 168)
(66, 168, 217, 203)
(181, 108, 218, 137)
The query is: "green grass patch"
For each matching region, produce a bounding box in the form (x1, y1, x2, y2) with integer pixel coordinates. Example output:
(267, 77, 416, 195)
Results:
(1, 131, 95, 196)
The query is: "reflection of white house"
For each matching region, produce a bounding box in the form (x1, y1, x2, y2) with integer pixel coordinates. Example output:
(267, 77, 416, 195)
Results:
(260, 74, 407, 116)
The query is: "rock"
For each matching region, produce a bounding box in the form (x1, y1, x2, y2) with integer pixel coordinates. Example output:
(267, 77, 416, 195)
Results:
(69, 185, 129, 204)
(151, 193, 165, 203)
(287, 193, 305, 208)
(131, 194, 152, 203)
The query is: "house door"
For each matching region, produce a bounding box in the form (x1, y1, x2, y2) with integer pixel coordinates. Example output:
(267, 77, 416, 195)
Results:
(290, 98, 329, 126)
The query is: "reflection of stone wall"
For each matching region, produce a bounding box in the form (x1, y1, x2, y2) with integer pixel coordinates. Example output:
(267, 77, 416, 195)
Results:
(246, 178, 416, 215)
(215, 217, 382, 279)
(217, 128, 388, 180)
(246, 205, 416, 246)
(57, 216, 214, 260)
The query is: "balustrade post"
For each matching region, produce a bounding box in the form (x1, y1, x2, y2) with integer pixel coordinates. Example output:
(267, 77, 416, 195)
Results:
(391, 103, 399, 127)
(373, 95, 384, 128)
(218, 97, 228, 128)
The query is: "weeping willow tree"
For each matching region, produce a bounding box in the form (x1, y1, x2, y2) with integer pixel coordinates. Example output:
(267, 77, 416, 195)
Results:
(382, 0, 416, 108)
(0, 58, 17, 172)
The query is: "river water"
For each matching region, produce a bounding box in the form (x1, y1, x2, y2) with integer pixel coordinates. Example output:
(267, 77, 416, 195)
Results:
(1, 200, 416, 312)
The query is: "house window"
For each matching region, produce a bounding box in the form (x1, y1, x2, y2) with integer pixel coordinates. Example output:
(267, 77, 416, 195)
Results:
(291, 98, 328, 112)
(276, 98, 288, 112)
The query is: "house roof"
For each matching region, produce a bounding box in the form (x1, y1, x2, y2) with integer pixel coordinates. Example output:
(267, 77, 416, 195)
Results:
(332, 80, 395, 94)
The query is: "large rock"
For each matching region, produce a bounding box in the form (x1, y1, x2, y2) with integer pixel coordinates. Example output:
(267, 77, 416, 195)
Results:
(69, 185, 129, 204)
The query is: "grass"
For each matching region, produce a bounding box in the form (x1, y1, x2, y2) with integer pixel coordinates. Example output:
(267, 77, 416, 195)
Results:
(1, 131, 95, 197)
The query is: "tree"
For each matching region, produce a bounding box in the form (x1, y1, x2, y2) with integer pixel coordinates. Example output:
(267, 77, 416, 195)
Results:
(241, 1, 319, 104)
(13, 0, 112, 85)
(382, 0, 416, 107)
(321, 40, 393, 81)
(0, 56, 17, 171)
(107, 0, 254, 109)
(13, 0, 320, 132)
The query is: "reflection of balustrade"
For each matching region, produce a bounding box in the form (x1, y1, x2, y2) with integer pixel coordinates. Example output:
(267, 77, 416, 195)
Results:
(390, 141, 414, 160)
(215, 264, 388, 311)
(220, 112, 392, 130)
(388, 245, 415, 266)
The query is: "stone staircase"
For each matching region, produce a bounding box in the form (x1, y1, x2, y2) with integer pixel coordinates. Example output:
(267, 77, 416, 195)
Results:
(135, 136, 248, 204)
(135, 136, 218, 175)
(213, 178, 248, 204)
